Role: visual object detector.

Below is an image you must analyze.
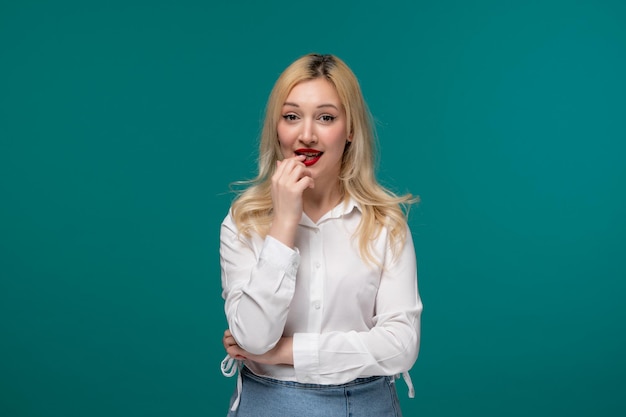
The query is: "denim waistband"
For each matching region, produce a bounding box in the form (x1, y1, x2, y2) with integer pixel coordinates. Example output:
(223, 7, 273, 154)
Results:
(241, 365, 387, 390)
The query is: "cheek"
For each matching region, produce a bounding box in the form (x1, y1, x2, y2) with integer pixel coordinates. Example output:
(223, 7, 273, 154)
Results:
(276, 129, 291, 156)
(330, 127, 348, 149)
(276, 124, 294, 144)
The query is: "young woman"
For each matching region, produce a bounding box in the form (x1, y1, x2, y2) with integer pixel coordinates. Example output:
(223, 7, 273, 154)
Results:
(219, 53, 422, 417)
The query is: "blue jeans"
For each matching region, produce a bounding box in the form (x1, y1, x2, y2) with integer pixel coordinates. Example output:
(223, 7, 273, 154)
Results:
(227, 366, 403, 417)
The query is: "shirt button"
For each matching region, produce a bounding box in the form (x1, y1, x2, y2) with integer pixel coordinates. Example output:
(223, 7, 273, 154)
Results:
(315, 262, 321, 268)
(314, 301, 321, 309)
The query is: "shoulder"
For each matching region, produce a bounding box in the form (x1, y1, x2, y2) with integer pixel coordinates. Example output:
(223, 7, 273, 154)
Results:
(220, 207, 239, 234)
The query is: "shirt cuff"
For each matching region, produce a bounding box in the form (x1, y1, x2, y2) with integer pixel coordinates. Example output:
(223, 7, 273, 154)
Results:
(261, 235, 300, 276)
(293, 333, 320, 381)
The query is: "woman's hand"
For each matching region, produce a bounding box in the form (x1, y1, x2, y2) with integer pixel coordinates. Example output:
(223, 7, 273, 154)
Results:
(269, 155, 314, 248)
(223, 329, 294, 366)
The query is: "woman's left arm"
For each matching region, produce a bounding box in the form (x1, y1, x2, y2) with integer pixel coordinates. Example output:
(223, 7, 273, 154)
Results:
(292, 226, 422, 382)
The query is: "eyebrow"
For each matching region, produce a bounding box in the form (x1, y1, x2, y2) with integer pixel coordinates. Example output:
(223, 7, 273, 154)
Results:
(283, 102, 340, 110)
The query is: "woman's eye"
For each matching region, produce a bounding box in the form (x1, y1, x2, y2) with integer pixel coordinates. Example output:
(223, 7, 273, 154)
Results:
(282, 114, 298, 121)
(319, 115, 336, 122)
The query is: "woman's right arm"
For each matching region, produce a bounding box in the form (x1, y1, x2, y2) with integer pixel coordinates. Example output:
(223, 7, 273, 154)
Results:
(220, 213, 300, 355)
(221, 155, 312, 355)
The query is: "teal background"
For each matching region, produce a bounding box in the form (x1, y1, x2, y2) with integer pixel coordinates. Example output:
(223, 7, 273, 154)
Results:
(1, 0, 625, 416)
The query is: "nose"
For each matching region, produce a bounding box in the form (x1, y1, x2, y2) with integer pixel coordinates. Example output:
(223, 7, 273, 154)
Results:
(299, 118, 318, 145)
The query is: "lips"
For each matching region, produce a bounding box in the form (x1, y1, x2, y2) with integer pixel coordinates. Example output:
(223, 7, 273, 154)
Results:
(295, 148, 323, 167)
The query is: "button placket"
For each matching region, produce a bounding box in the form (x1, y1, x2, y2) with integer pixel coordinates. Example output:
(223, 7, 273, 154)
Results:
(309, 226, 324, 328)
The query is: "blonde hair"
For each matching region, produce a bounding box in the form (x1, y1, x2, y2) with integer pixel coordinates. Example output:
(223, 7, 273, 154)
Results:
(230, 53, 418, 264)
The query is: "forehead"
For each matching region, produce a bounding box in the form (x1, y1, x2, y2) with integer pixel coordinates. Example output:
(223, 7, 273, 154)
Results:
(284, 78, 341, 105)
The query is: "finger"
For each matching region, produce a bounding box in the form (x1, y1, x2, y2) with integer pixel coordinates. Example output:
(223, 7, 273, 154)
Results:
(298, 175, 315, 190)
(282, 163, 312, 184)
(286, 154, 306, 163)
(226, 344, 247, 360)
(223, 330, 236, 350)
(288, 164, 314, 189)
(223, 335, 236, 346)
(274, 156, 305, 178)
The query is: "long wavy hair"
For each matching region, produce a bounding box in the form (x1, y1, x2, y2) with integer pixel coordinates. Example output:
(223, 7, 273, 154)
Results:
(230, 53, 418, 264)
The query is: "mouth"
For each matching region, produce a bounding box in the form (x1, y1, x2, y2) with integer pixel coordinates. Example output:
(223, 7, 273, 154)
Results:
(295, 148, 323, 166)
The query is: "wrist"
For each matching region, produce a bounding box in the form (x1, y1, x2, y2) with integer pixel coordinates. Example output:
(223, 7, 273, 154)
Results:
(269, 220, 298, 248)
(280, 336, 294, 365)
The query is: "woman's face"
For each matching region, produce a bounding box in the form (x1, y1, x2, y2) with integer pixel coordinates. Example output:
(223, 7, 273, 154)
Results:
(277, 78, 349, 184)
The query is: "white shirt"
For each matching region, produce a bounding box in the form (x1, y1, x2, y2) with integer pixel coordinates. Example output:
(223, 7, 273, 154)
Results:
(220, 198, 422, 386)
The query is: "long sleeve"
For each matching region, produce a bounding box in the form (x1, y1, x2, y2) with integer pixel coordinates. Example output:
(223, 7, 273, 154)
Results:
(220, 212, 300, 355)
(292, 226, 422, 383)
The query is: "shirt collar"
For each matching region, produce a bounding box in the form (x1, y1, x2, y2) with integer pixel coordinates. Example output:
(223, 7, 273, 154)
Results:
(328, 196, 360, 219)
(299, 196, 361, 227)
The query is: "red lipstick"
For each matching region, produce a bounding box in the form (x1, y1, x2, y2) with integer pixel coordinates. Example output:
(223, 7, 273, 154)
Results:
(295, 148, 323, 167)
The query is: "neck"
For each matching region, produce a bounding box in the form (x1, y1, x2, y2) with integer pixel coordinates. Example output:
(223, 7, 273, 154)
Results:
(302, 182, 344, 223)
